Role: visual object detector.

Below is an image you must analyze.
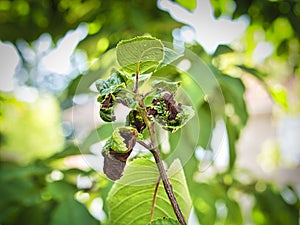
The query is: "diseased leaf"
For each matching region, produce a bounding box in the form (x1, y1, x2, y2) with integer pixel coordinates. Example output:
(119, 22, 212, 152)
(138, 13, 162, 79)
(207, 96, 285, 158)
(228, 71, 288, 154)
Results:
(95, 72, 126, 95)
(96, 72, 127, 122)
(148, 217, 181, 224)
(102, 127, 138, 180)
(147, 91, 194, 133)
(106, 158, 192, 225)
(102, 150, 132, 181)
(103, 127, 138, 154)
(126, 110, 146, 133)
(116, 36, 164, 74)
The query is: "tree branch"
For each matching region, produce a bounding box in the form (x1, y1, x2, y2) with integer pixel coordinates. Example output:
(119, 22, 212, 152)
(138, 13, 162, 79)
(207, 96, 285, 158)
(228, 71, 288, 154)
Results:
(139, 107, 187, 225)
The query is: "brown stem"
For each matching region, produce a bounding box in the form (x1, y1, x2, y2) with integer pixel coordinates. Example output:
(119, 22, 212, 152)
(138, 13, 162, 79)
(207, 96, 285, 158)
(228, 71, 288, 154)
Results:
(133, 69, 139, 93)
(137, 93, 187, 224)
(150, 177, 161, 221)
(150, 146, 187, 225)
(147, 121, 187, 224)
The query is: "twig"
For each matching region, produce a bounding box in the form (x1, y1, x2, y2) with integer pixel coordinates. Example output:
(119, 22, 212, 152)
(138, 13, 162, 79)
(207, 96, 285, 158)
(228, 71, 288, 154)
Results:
(150, 177, 161, 221)
(150, 145, 187, 225)
(139, 109, 187, 225)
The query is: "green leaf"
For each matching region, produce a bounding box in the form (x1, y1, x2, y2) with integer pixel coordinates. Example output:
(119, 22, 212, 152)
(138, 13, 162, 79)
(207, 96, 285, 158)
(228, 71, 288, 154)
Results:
(106, 158, 192, 225)
(151, 80, 181, 95)
(174, 0, 197, 11)
(148, 217, 181, 225)
(49, 198, 99, 225)
(116, 36, 164, 74)
(157, 47, 182, 70)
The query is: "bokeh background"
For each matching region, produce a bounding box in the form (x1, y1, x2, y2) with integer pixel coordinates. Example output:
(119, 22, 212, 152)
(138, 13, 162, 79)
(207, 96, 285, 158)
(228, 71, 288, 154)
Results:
(0, 0, 300, 224)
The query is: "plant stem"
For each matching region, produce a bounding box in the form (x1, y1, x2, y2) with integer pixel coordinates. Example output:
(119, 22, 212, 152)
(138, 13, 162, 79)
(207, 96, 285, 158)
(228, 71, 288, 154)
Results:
(133, 70, 139, 93)
(150, 177, 161, 221)
(150, 144, 187, 225)
(140, 110, 187, 224)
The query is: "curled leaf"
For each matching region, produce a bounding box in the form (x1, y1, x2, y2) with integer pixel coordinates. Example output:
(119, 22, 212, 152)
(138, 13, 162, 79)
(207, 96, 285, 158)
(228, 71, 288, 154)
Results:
(96, 72, 126, 95)
(126, 110, 146, 133)
(96, 72, 127, 122)
(102, 127, 138, 180)
(148, 91, 194, 133)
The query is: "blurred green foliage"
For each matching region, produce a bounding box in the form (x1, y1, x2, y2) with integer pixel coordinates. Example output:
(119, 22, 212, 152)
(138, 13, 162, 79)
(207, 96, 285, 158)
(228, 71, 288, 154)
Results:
(0, 0, 299, 225)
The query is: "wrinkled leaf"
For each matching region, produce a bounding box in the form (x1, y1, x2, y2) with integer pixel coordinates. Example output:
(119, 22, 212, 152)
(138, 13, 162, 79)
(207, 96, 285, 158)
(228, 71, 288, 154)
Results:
(102, 150, 132, 181)
(126, 110, 146, 133)
(103, 127, 138, 154)
(148, 217, 181, 224)
(102, 127, 138, 180)
(95, 72, 126, 96)
(117, 36, 164, 74)
(96, 72, 127, 122)
(148, 91, 194, 133)
(106, 158, 192, 225)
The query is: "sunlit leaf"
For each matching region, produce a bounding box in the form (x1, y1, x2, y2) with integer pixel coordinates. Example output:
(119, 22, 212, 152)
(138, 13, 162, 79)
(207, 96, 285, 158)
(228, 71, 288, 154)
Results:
(106, 158, 192, 225)
(116, 36, 164, 74)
